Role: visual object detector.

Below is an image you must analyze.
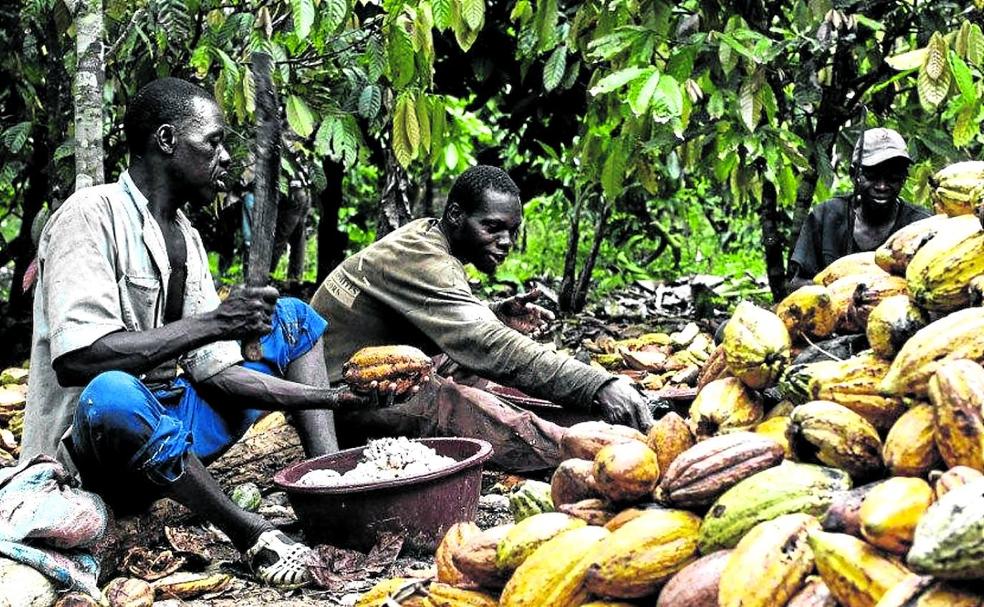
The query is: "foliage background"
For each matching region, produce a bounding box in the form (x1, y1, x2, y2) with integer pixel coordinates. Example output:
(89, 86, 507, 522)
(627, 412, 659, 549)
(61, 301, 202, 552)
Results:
(1, 0, 983, 364)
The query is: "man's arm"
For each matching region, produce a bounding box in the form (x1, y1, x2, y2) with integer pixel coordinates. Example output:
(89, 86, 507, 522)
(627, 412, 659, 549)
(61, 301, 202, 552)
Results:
(195, 365, 372, 412)
(53, 286, 277, 387)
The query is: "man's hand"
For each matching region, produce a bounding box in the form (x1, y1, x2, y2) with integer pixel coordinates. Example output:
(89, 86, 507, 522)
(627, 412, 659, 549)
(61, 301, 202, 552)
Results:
(493, 288, 555, 337)
(210, 285, 279, 340)
(594, 377, 655, 432)
(329, 378, 428, 409)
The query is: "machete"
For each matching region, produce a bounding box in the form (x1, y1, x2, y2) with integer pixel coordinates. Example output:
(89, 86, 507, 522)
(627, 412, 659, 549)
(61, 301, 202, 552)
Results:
(243, 51, 281, 362)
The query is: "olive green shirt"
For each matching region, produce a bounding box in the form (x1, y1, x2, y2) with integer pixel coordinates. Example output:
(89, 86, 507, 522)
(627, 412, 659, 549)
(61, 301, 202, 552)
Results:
(311, 218, 611, 409)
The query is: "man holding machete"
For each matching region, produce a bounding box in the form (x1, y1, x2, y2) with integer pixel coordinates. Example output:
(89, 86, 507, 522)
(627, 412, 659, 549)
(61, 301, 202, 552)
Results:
(23, 77, 402, 587)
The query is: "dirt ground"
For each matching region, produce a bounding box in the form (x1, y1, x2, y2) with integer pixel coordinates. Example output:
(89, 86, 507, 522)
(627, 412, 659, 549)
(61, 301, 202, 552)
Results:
(143, 470, 519, 607)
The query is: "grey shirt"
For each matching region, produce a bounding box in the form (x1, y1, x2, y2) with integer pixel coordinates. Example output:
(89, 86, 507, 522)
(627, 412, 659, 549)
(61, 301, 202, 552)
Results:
(310, 218, 612, 409)
(22, 172, 242, 462)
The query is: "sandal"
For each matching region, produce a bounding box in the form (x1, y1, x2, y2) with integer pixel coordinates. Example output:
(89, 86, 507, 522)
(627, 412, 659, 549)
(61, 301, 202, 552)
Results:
(245, 530, 313, 588)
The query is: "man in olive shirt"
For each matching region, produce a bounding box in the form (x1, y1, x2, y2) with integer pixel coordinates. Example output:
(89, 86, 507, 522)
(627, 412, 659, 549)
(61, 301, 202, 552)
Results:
(787, 128, 931, 290)
(311, 166, 653, 470)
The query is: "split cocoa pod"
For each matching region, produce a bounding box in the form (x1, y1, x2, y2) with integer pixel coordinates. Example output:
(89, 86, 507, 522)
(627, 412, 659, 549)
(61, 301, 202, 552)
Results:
(342, 345, 433, 395)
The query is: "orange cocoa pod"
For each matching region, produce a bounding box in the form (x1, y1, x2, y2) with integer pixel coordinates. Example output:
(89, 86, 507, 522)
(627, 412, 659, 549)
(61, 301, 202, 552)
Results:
(593, 441, 660, 503)
(436, 522, 482, 588)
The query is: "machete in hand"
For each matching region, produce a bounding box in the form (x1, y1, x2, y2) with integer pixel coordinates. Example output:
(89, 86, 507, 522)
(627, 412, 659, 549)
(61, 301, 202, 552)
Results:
(242, 51, 281, 362)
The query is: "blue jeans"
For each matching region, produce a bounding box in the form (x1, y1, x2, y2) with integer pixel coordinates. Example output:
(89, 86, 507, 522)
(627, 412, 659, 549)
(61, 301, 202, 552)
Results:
(67, 298, 326, 513)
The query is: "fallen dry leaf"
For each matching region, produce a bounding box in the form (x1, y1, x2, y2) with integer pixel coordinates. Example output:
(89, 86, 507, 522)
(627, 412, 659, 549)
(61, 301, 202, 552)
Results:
(122, 546, 185, 581)
(308, 532, 406, 592)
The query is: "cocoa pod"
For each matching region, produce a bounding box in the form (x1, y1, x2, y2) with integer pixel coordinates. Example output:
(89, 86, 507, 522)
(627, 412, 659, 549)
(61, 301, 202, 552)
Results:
(655, 549, 731, 607)
(435, 522, 481, 588)
(646, 412, 695, 474)
(820, 481, 884, 537)
(450, 524, 513, 589)
(104, 578, 154, 607)
(560, 421, 646, 460)
(549, 458, 598, 507)
(342, 345, 433, 395)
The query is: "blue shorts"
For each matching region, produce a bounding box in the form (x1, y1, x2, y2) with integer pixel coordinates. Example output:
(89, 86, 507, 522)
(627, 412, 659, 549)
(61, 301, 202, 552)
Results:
(67, 297, 326, 512)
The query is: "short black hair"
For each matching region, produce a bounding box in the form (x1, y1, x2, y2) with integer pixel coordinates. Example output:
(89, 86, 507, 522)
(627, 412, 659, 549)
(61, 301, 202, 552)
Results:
(124, 77, 215, 155)
(446, 165, 521, 214)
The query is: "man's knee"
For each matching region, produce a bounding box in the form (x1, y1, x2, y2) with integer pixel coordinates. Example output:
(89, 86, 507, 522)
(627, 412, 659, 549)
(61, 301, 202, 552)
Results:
(76, 370, 149, 434)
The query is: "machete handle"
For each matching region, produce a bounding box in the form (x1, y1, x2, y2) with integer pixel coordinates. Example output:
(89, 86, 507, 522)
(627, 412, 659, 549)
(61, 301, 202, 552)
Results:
(242, 337, 263, 362)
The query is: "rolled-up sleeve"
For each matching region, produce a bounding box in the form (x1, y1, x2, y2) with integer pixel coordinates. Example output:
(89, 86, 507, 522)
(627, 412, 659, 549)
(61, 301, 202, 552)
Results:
(180, 233, 242, 382)
(43, 205, 127, 360)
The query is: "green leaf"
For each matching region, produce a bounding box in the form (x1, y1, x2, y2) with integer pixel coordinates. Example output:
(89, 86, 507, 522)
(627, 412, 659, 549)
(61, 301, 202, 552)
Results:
(589, 67, 647, 95)
(364, 39, 386, 82)
(392, 92, 419, 167)
(322, 0, 348, 34)
(314, 116, 334, 157)
(534, 0, 559, 53)
(358, 84, 382, 119)
(652, 74, 683, 120)
(433, 0, 453, 30)
(739, 74, 762, 131)
(451, 0, 481, 52)
(286, 94, 317, 138)
(461, 0, 484, 31)
(969, 24, 984, 66)
(918, 33, 952, 110)
(884, 48, 928, 71)
(290, 0, 315, 40)
(430, 97, 447, 165)
(416, 94, 432, 153)
(953, 101, 980, 147)
(542, 45, 566, 92)
(510, 0, 532, 23)
(601, 138, 628, 200)
(950, 51, 977, 105)
(387, 26, 415, 88)
(242, 66, 255, 115)
(1, 122, 31, 153)
(707, 90, 725, 119)
(628, 69, 659, 116)
(759, 82, 777, 126)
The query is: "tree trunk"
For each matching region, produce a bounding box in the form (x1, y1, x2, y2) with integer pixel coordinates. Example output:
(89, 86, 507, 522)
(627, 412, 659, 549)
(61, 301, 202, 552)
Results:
(758, 167, 786, 302)
(572, 201, 612, 312)
(73, 0, 105, 191)
(316, 159, 348, 282)
(376, 144, 412, 239)
(558, 188, 585, 312)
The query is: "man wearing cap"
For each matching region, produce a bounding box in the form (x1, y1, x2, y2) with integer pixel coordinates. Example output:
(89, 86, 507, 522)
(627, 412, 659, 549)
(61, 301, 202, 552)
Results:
(787, 127, 931, 291)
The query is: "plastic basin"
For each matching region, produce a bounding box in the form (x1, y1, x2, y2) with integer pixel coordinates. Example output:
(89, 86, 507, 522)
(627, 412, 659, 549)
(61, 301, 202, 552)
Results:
(273, 437, 493, 552)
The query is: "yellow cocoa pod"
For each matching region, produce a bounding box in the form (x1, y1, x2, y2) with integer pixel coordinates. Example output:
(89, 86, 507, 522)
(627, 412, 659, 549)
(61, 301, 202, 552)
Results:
(723, 302, 791, 390)
(560, 421, 647, 460)
(866, 295, 930, 360)
(499, 525, 610, 607)
(929, 465, 984, 499)
(906, 214, 984, 312)
(496, 512, 586, 572)
(776, 285, 837, 340)
(754, 416, 795, 459)
(875, 214, 952, 275)
(859, 477, 934, 555)
(436, 522, 482, 588)
(928, 160, 984, 216)
(584, 509, 701, 599)
(342, 345, 433, 394)
(882, 403, 941, 477)
(550, 458, 599, 507)
(928, 359, 984, 471)
(827, 273, 898, 334)
(718, 513, 821, 607)
(789, 400, 883, 480)
(815, 252, 887, 286)
(808, 530, 912, 607)
(557, 498, 617, 526)
(356, 578, 431, 607)
(689, 377, 764, 439)
(874, 575, 984, 607)
(784, 352, 907, 430)
(846, 275, 909, 330)
(593, 441, 661, 503)
(451, 525, 513, 589)
(425, 582, 498, 607)
(646, 412, 695, 474)
(881, 307, 984, 398)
